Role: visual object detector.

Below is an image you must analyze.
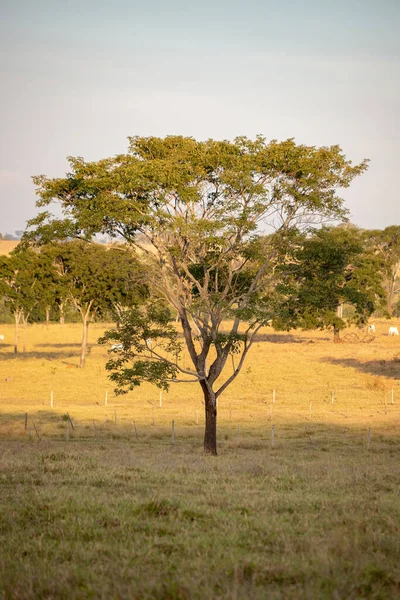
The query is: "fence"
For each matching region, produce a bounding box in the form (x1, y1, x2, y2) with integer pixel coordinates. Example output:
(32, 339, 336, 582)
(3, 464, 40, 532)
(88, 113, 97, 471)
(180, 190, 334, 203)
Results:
(1, 384, 399, 450)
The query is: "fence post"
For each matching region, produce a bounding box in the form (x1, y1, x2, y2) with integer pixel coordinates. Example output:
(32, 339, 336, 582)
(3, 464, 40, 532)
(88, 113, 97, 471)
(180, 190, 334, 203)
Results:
(24, 412, 28, 431)
(133, 421, 138, 441)
(33, 421, 41, 441)
(331, 391, 335, 405)
(66, 421, 70, 442)
(152, 406, 155, 426)
(171, 420, 175, 445)
(271, 424, 275, 447)
(367, 427, 371, 450)
(272, 389, 276, 404)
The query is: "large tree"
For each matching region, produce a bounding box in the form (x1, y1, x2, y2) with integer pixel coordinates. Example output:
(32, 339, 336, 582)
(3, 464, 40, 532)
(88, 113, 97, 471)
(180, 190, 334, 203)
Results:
(25, 135, 367, 454)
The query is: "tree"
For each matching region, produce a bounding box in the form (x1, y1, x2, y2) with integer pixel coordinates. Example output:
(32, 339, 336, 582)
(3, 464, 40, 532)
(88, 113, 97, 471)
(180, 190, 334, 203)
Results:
(30, 245, 68, 325)
(361, 226, 400, 317)
(25, 135, 368, 454)
(106, 244, 148, 328)
(274, 226, 384, 341)
(0, 249, 40, 353)
(48, 241, 146, 368)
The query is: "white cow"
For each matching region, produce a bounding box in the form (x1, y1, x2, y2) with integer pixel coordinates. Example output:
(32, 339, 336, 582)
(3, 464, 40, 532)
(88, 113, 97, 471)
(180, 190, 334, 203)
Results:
(367, 324, 376, 333)
(0, 334, 4, 341)
(388, 326, 399, 336)
(110, 343, 123, 351)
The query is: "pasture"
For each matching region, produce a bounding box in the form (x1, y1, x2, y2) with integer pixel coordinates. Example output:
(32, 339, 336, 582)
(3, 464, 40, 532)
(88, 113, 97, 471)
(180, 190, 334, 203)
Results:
(0, 321, 400, 599)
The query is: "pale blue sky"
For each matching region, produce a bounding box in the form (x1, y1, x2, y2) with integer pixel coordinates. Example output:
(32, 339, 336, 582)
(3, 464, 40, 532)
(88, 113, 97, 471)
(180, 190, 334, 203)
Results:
(1, 0, 399, 234)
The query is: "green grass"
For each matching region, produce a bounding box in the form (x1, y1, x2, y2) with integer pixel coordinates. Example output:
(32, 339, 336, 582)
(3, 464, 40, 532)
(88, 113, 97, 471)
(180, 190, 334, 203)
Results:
(1, 438, 400, 599)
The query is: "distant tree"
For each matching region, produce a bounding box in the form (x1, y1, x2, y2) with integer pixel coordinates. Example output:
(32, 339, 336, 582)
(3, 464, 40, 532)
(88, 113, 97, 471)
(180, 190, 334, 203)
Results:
(361, 226, 400, 317)
(31, 245, 68, 325)
(275, 226, 384, 341)
(106, 245, 148, 328)
(25, 135, 368, 454)
(0, 250, 40, 353)
(49, 241, 146, 367)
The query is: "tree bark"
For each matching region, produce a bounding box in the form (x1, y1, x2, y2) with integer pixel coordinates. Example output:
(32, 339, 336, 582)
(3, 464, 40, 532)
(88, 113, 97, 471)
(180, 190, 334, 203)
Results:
(201, 382, 217, 455)
(387, 278, 394, 316)
(79, 315, 89, 368)
(59, 302, 65, 324)
(14, 311, 20, 355)
(22, 315, 28, 354)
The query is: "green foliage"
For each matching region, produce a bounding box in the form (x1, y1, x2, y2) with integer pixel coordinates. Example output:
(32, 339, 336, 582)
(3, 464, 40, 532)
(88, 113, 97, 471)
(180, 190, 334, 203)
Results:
(46, 241, 147, 320)
(0, 296, 13, 324)
(275, 227, 384, 332)
(362, 226, 400, 316)
(0, 249, 41, 319)
(99, 300, 182, 392)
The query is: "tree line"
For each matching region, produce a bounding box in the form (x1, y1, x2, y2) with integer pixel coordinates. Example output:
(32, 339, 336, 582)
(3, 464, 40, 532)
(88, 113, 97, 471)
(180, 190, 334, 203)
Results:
(0, 242, 147, 367)
(3, 135, 399, 454)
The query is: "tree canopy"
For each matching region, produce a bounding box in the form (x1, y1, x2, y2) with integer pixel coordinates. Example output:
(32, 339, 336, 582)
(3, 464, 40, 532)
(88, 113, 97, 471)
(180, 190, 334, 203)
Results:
(274, 226, 384, 339)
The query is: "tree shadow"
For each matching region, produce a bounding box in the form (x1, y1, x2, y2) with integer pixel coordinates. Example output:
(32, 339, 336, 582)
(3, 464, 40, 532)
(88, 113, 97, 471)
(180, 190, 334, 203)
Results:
(254, 333, 331, 344)
(0, 351, 81, 361)
(0, 413, 398, 448)
(35, 343, 82, 348)
(321, 357, 400, 380)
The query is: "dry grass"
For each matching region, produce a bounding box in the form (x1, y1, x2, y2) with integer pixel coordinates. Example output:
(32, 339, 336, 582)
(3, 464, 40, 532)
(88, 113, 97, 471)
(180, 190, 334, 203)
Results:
(0, 320, 399, 441)
(0, 240, 20, 256)
(0, 320, 400, 598)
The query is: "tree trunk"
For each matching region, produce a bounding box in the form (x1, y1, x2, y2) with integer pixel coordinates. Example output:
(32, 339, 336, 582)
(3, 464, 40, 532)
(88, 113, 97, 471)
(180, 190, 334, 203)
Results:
(45, 307, 50, 325)
(201, 382, 217, 455)
(22, 316, 28, 353)
(59, 302, 65, 325)
(387, 278, 394, 316)
(79, 315, 89, 368)
(14, 312, 20, 354)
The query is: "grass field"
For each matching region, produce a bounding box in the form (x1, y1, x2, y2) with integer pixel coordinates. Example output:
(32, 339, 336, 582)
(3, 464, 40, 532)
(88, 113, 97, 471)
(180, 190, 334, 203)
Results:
(0, 321, 400, 598)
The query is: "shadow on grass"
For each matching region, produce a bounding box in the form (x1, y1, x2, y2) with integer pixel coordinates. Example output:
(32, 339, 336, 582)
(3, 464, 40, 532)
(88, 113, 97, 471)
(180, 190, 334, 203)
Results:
(0, 351, 81, 361)
(34, 343, 83, 348)
(254, 333, 331, 344)
(321, 357, 400, 380)
(1, 412, 398, 450)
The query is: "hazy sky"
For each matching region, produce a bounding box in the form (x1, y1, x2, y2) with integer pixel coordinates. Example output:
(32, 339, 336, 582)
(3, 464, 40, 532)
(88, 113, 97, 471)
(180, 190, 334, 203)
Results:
(1, 0, 399, 235)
